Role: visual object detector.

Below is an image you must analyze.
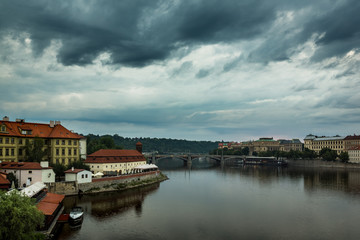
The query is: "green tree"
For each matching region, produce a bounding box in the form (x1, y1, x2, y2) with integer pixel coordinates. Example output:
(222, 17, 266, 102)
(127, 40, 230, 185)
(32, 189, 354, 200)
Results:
(25, 137, 47, 162)
(339, 152, 349, 163)
(6, 172, 18, 189)
(0, 191, 45, 240)
(320, 148, 338, 161)
(242, 147, 250, 156)
(50, 163, 67, 181)
(67, 160, 90, 171)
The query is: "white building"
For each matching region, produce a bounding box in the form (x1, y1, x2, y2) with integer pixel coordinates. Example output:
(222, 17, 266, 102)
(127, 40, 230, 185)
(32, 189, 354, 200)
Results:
(348, 146, 360, 163)
(0, 161, 55, 187)
(64, 168, 92, 183)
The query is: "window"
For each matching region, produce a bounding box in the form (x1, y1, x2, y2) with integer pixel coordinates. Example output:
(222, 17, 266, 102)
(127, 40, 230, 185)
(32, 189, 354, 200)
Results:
(0, 138, 2, 144)
(85, 174, 88, 178)
(74, 149, 77, 155)
(56, 159, 59, 164)
(0, 125, 5, 132)
(0, 149, 2, 156)
(19, 139, 22, 144)
(6, 149, 9, 156)
(62, 159, 65, 164)
(5, 138, 9, 144)
(81, 174, 84, 178)
(97, 166, 99, 168)
(11, 138, 15, 144)
(28, 171, 32, 174)
(62, 140, 65, 145)
(56, 139, 59, 145)
(62, 148, 65, 155)
(74, 140, 77, 145)
(11, 149, 14, 156)
(19, 148, 23, 156)
(68, 149, 71, 155)
(68, 140, 72, 145)
(56, 149, 59, 156)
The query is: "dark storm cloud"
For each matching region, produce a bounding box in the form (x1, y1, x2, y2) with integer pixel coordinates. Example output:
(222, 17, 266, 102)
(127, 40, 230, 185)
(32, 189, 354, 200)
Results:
(0, 0, 359, 67)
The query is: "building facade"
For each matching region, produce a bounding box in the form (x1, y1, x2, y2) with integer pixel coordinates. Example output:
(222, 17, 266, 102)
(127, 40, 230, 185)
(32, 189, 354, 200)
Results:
(0, 161, 55, 187)
(348, 146, 360, 163)
(304, 134, 346, 154)
(64, 168, 92, 183)
(0, 117, 85, 165)
(85, 144, 147, 175)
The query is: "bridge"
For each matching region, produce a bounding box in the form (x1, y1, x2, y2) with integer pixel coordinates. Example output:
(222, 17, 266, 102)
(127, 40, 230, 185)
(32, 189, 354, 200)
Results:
(144, 153, 278, 166)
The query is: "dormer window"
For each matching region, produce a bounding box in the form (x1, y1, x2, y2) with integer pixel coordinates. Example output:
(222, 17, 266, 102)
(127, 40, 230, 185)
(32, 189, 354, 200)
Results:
(0, 125, 6, 132)
(20, 129, 32, 135)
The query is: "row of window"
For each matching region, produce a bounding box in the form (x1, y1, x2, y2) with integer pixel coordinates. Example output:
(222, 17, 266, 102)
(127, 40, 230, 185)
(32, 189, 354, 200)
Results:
(55, 148, 77, 156)
(90, 162, 144, 169)
(0, 148, 15, 156)
(55, 139, 78, 146)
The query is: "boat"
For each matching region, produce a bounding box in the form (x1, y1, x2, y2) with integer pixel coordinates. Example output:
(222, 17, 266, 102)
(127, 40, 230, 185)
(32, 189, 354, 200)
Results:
(69, 206, 84, 226)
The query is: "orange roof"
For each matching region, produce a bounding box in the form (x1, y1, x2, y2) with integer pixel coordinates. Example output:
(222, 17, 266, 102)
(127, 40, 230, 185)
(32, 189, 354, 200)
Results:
(348, 146, 360, 150)
(64, 168, 86, 174)
(37, 201, 59, 216)
(0, 174, 10, 185)
(0, 162, 52, 170)
(0, 120, 83, 139)
(37, 192, 65, 216)
(85, 149, 146, 163)
(42, 192, 65, 204)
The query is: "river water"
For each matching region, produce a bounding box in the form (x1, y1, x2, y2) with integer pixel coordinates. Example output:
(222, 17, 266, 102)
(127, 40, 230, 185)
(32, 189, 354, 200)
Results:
(56, 161, 360, 240)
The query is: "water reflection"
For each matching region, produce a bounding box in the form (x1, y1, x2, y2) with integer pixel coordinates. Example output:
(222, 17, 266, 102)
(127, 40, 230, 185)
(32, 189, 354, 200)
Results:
(56, 162, 360, 240)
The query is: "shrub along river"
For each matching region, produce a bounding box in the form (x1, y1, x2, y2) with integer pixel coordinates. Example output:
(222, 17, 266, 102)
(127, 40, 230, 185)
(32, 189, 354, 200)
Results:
(56, 159, 360, 240)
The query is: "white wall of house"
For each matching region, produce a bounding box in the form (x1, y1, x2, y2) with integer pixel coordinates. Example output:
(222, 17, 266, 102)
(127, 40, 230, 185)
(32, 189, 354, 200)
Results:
(41, 169, 55, 183)
(79, 138, 87, 160)
(65, 173, 77, 182)
(76, 170, 92, 183)
(86, 161, 146, 175)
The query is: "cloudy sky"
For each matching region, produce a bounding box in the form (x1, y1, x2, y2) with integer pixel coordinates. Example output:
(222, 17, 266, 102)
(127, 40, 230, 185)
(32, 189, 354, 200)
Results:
(1, 0, 359, 141)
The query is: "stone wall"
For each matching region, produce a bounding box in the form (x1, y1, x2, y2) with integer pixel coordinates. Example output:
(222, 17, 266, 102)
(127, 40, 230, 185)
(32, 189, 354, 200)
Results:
(46, 181, 78, 195)
(47, 171, 163, 195)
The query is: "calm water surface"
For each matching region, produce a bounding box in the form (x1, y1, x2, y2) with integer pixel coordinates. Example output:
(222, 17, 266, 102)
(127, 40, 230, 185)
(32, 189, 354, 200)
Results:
(57, 163, 360, 240)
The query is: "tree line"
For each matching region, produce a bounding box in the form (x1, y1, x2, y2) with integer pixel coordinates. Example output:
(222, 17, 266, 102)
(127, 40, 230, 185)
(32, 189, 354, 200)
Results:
(86, 134, 219, 154)
(209, 147, 350, 162)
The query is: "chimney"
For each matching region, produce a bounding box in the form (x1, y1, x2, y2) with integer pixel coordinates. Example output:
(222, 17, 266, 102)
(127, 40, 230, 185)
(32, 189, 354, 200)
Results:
(40, 161, 49, 168)
(50, 121, 55, 128)
(16, 118, 25, 123)
(136, 142, 143, 154)
(2, 116, 9, 121)
(55, 120, 61, 125)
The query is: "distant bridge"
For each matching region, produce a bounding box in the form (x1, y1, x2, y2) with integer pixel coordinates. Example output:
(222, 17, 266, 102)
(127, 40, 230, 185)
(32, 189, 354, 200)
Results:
(144, 154, 277, 165)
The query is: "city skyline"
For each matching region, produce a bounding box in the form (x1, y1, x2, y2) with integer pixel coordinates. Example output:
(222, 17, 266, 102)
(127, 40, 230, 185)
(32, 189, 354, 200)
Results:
(1, 0, 359, 141)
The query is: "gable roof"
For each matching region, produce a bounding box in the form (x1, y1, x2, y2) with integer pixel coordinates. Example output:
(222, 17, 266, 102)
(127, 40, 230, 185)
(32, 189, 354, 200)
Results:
(64, 168, 87, 174)
(0, 162, 52, 170)
(0, 120, 83, 139)
(85, 149, 146, 163)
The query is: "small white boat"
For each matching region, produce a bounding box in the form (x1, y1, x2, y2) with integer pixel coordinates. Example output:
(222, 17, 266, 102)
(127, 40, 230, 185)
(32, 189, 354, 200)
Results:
(69, 206, 84, 225)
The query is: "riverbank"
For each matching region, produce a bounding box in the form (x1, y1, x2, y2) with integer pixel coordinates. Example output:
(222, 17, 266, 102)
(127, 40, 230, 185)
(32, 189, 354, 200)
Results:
(82, 171, 168, 195)
(47, 171, 168, 196)
(287, 159, 360, 169)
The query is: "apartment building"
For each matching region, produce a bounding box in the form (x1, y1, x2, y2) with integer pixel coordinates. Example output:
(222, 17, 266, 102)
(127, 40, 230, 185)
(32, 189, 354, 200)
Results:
(0, 116, 85, 165)
(304, 134, 345, 154)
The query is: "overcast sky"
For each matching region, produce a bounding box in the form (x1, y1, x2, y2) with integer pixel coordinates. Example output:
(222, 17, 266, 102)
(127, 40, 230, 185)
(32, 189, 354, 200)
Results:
(1, 0, 359, 142)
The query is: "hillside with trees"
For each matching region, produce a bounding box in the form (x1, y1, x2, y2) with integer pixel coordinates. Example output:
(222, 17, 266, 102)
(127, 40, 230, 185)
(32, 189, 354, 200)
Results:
(85, 134, 219, 155)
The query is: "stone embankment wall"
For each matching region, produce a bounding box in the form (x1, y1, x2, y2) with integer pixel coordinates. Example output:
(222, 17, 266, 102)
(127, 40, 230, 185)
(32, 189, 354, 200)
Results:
(287, 159, 360, 169)
(47, 171, 166, 196)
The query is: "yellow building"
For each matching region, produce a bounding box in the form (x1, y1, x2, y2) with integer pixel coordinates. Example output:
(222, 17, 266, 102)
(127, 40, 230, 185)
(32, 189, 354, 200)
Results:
(304, 134, 345, 154)
(85, 143, 146, 175)
(0, 116, 84, 165)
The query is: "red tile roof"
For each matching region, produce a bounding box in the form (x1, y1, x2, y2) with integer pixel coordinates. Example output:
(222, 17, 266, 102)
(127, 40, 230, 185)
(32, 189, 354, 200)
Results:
(348, 146, 360, 150)
(64, 168, 86, 174)
(37, 192, 65, 216)
(0, 120, 83, 139)
(85, 149, 146, 163)
(0, 174, 10, 185)
(344, 135, 360, 140)
(0, 162, 52, 170)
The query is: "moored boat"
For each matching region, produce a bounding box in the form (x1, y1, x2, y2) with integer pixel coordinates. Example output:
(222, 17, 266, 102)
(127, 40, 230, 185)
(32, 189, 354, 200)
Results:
(69, 206, 83, 225)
